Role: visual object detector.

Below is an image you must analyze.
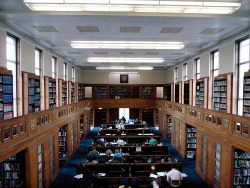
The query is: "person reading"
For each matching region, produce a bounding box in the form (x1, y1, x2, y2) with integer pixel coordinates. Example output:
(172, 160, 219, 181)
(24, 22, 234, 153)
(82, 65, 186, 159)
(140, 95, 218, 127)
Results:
(149, 137, 158, 145)
(111, 149, 124, 163)
(87, 147, 99, 161)
(117, 138, 125, 146)
(167, 167, 187, 187)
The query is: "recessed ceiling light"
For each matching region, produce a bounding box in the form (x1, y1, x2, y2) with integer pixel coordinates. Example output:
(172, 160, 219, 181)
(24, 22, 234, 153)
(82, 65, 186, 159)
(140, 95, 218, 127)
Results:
(87, 57, 164, 63)
(24, 0, 241, 14)
(96, 66, 153, 70)
(71, 41, 184, 49)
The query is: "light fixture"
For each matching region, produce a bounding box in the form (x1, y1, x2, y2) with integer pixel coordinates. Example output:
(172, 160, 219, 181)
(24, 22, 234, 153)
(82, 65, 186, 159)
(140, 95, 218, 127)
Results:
(87, 57, 164, 63)
(96, 66, 153, 70)
(71, 41, 184, 50)
(24, 0, 241, 14)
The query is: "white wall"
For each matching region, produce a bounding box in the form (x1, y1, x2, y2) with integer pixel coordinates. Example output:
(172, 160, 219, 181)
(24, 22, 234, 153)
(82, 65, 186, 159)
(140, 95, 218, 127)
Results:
(166, 67, 175, 83)
(57, 59, 64, 80)
(20, 40, 35, 73)
(187, 60, 194, 80)
(219, 43, 235, 75)
(43, 51, 52, 77)
(200, 54, 210, 78)
(109, 73, 140, 84)
(75, 66, 82, 83)
(140, 71, 165, 84)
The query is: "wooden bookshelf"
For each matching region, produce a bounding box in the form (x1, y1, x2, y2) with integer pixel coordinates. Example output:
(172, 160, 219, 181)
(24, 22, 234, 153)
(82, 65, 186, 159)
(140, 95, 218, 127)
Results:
(28, 76, 40, 113)
(175, 83, 179, 103)
(132, 86, 139, 98)
(186, 125, 196, 160)
(233, 149, 250, 187)
(167, 115, 172, 138)
(109, 86, 116, 98)
(213, 74, 232, 113)
(0, 68, 13, 120)
(59, 125, 67, 163)
(44, 77, 57, 109)
(184, 82, 190, 105)
(117, 86, 130, 98)
(142, 86, 154, 99)
(62, 81, 67, 106)
(164, 84, 172, 101)
(0, 151, 25, 188)
(243, 71, 250, 117)
(78, 83, 84, 101)
(94, 86, 107, 99)
(71, 82, 75, 103)
(196, 80, 205, 107)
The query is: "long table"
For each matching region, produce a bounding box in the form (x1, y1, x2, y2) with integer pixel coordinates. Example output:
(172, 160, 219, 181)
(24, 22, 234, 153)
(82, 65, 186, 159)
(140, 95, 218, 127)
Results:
(98, 128, 153, 136)
(94, 135, 161, 144)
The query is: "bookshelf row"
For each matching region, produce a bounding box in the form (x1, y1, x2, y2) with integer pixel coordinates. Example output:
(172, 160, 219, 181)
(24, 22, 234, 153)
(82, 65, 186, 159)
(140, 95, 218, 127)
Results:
(0, 72, 13, 120)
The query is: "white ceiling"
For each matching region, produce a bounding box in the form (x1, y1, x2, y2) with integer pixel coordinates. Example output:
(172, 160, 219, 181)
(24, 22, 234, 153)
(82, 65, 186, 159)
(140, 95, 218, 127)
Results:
(0, 0, 250, 71)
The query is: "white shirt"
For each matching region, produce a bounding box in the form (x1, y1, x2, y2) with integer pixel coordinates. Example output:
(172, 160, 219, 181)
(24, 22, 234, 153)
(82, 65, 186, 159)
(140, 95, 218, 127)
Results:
(167, 168, 183, 182)
(117, 139, 125, 146)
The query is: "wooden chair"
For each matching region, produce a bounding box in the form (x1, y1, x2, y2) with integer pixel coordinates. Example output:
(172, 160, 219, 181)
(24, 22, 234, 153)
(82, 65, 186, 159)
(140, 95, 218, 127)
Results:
(169, 180, 182, 187)
(137, 176, 149, 188)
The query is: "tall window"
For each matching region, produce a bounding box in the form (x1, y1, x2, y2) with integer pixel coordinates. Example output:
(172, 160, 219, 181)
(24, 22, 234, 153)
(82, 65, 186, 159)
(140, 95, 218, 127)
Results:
(237, 37, 250, 115)
(52, 57, 57, 79)
(63, 62, 67, 81)
(35, 48, 42, 76)
(183, 63, 187, 81)
(215, 143, 221, 187)
(38, 144, 43, 188)
(212, 50, 219, 78)
(195, 58, 200, 80)
(72, 66, 75, 82)
(175, 67, 178, 83)
(201, 136, 207, 174)
(6, 34, 18, 117)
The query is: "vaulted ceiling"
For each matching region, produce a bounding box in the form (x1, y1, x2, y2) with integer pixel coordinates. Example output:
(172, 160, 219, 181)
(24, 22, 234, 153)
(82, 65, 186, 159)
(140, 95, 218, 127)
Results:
(0, 0, 250, 71)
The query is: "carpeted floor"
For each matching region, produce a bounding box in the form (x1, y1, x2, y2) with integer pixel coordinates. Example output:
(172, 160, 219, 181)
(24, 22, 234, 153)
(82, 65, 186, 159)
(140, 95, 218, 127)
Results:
(49, 127, 211, 188)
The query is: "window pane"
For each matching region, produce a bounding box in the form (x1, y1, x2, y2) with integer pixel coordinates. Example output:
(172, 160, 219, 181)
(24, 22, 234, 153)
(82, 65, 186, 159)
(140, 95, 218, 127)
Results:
(214, 51, 219, 69)
(7, 37, 16, 61)
(239, 39, 249, 63)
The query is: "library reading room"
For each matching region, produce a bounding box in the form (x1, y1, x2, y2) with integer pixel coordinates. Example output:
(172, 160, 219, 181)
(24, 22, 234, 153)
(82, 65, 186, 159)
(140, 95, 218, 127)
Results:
(0, 0, 250, 188)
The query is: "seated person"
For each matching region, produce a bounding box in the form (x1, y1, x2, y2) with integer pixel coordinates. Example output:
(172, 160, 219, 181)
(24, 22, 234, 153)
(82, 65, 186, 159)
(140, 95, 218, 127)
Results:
(87, 147, 99, 161)
(111, 149, 124, 163)
(149, 137, 158, 145)
(167, 167, 185, 187)
(116, 138, 126, 146)
(105, 149, 112, 156)
(96, 138, 105, 146)
(149, 171, 161, 188)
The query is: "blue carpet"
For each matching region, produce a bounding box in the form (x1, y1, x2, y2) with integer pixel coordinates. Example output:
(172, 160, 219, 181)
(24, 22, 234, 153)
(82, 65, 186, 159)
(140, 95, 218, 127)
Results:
(49, 126, 210, 188)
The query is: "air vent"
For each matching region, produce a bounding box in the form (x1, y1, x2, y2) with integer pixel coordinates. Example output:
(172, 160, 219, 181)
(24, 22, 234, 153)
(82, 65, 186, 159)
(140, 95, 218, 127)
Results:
(94, 52, 108, 54)
(146, 52, 159, 55)
(76, 26, 99, 32)
(200, 28, 225, 34)
(160, 27, 183, 34)
(120, 52, 133, 55)
(32, 26, 58, 32)
(120, 26, 141, 33)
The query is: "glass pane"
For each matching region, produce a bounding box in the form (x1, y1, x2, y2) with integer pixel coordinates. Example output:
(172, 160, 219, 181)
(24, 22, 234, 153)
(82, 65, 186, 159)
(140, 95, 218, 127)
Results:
(38, 145, 42, 152)
(215, 169, 220, 177)
(216, 143, 221, 151)
(216, 160, 220, 169)
(38, 154, 42, 162)
(7, 36, 16, 61)
(216, 152, 220, 160)
(236, 122, 241, 132)
(39, 163, 42, 171)
(239, 39, 250, 63)
(214, 51, 219, 69)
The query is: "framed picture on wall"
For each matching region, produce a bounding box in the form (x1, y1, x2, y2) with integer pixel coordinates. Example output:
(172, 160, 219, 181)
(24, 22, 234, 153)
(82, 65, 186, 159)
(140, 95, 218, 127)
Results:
(120, 74, 128, 83)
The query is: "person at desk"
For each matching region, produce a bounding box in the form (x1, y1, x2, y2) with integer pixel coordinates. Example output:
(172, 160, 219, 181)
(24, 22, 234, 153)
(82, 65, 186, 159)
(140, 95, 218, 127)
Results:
(121, 116, 126, 123)
(111, 149, 124, 163)
(117, 138, 126, 146)
(87, 147, 99, 161)
(96, 138, 105, 146)
(167, 167, 186, 187)
(149, 137, 158, 145)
